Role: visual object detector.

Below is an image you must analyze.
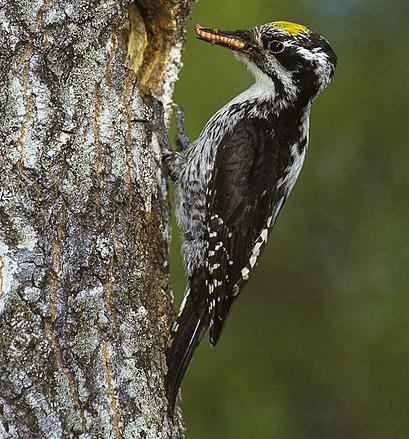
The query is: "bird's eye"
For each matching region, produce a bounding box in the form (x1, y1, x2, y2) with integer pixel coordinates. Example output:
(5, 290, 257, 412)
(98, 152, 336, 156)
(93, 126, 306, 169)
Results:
(268, 40, 285, 54)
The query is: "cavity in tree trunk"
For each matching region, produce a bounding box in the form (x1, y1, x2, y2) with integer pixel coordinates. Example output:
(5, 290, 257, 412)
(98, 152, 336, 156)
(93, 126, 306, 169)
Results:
(0, 1, 194, 437)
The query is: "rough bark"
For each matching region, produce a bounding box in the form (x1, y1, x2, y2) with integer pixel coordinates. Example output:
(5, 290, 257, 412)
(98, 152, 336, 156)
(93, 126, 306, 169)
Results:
(0, 0, 194, 437)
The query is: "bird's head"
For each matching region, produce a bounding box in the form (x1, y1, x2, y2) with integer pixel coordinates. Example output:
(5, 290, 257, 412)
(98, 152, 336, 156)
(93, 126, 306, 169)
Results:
(195, 21, 337, 107)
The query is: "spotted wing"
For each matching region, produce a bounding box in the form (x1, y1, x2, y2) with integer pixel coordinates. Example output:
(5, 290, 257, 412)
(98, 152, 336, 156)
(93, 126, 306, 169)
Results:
(206, 117, 290, 344)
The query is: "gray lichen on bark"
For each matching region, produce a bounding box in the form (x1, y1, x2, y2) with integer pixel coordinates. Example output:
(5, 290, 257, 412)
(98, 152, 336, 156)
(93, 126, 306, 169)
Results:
(0, 0, 194, 437)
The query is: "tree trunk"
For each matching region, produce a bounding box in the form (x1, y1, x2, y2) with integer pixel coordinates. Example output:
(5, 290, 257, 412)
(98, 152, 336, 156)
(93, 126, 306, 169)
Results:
(0, 1, 194, 437)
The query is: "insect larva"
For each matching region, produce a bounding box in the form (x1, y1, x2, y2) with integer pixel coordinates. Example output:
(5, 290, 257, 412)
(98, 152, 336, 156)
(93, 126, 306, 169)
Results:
(195, 24, 245, 50)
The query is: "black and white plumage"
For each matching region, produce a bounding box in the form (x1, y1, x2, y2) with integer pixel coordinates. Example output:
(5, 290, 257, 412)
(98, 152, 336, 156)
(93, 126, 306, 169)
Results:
(165, 21, 337, 411)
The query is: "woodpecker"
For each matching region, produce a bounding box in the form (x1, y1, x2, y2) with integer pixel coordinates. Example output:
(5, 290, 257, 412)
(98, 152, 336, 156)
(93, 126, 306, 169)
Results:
(165, 21, 337, 411)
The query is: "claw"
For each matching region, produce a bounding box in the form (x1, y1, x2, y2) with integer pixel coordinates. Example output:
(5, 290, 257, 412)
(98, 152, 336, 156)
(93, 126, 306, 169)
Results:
(173, 103, 190, 150)
(132, 95, 178, 181)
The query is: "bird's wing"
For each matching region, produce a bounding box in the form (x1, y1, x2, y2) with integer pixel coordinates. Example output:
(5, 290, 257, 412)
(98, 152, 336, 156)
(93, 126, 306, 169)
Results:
(206, 117, 292, 344)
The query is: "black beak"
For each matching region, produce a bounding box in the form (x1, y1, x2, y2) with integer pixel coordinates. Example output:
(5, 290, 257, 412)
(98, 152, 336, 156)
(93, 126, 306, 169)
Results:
(195, 24, 250, 51)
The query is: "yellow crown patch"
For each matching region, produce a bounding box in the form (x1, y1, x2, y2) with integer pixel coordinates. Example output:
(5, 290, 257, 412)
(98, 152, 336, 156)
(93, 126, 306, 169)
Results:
(274, 21, 308, 36)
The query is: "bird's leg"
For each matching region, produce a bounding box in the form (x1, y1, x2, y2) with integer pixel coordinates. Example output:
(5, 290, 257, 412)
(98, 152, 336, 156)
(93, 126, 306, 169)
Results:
(133, 96, 178, 181)
(173, 103, 190, 151)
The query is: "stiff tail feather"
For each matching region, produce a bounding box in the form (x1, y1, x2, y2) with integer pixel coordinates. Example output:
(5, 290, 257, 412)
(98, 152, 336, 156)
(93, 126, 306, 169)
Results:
(166, 269, 209, 413)
(209, 294, 235, 346)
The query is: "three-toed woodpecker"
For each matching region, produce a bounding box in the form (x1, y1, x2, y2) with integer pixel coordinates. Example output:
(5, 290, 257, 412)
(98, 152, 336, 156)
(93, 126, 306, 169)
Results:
(165, 20, 337, 411)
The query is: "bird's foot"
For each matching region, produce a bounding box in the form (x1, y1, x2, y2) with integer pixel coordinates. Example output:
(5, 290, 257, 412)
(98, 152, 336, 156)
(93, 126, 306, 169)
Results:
(132, 95, 177, 181)
(173, 103, 190, 151)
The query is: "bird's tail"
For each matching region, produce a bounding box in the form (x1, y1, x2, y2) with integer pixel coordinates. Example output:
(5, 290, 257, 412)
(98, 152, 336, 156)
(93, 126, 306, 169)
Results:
(166, 268, 209, 413)
(209, 294, 236, 346)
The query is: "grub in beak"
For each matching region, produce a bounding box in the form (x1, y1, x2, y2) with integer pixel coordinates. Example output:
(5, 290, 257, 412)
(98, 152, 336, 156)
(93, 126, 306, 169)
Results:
(195, 24, 246, 50)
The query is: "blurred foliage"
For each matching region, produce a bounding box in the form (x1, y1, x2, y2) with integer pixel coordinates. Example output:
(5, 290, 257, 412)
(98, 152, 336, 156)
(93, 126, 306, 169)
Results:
(168, 0, 409, 437)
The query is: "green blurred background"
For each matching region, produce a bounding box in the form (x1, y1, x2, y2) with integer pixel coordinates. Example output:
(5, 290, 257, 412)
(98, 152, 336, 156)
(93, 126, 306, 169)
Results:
(169, 1, 409, 437)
